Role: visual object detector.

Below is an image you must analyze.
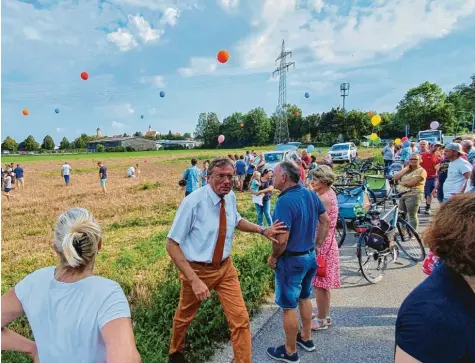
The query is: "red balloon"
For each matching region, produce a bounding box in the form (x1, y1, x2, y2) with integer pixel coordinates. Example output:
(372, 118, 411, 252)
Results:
(217, 50, 229, 64)
(80, 72, 89, 80)
(401, 137, 408, 142)
(294, 111, 299, 117)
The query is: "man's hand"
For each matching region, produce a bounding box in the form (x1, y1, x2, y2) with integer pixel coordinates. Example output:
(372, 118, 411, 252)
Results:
(191, 278, 210, 301)
(315, 246, 320, 256)
(263, 221, 287, 243)
(267, 256, 277, 269)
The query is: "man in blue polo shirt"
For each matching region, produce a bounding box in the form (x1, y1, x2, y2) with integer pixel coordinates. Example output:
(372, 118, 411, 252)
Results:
(266, 161, 330, 362)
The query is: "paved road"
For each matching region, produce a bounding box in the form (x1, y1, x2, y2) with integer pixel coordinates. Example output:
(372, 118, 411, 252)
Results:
(211, 208, 433, 363)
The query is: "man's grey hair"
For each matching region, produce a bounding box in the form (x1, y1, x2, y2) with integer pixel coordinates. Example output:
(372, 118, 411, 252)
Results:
(461, 140, 473, 148)
(208, 157, 235, 176)
(279, 161, 301, 184)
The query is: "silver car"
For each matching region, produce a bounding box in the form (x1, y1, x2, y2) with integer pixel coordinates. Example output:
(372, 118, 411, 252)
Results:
(253, 143, 301, 171)
(327, 142, 357, 162)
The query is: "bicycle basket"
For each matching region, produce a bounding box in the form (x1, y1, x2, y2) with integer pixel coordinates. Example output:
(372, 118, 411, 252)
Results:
(337, 186, 371, 219)
(366, 226, 390, 251)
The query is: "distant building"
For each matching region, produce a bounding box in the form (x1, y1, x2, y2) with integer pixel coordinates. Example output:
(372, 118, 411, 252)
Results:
(96, 127, 103, 138)
(87, 136, 158, 152)
(156, 139, 202, 149)
(144, 125, 158, 139)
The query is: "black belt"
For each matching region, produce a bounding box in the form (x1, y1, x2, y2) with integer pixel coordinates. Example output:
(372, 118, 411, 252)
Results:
(190, 257, 229, 267)
(282, 248, 315, 257)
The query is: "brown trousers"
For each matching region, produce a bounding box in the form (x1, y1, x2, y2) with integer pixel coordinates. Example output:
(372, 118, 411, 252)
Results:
(169, 258, 252, 363)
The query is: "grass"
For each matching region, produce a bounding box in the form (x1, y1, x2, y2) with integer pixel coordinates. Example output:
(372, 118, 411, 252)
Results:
(1, 146, 379, 363)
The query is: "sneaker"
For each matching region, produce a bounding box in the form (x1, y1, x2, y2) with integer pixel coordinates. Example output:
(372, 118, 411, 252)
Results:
(266, 345, 300, 363)
(326, 316, 333, 326)
(311, 318, 328, 331)
(296, 332, 316, 352)
(392, 245, 399, 262)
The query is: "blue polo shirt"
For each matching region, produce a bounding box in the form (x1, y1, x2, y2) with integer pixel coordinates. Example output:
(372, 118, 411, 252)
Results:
(272, 184, 326, 252)
(235, 160, 246, 175)
(396, 263, 475, 362)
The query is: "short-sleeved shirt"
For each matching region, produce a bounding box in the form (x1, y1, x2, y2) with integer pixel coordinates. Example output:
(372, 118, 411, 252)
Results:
(14, 167, 24, 179)
(396, 263, 475, 362)
(168, 184, 242, 263)
(14, 266, 131, 363)
(259, 178, 274, 201)
(250, 179, 260, 192)
(400, 147, 411, 162)
(443, 158, 472, 199)
(437, 158, 450, 185)
(235, 160, 246, 175)
(272, 184, 326, 252)
(420, 152, 442, 179)
(382, 145, 394, 160)
(183, 165, 201, 193)
(4, 175, 12, 189)
(127, 167, 135, 176)
(467, 148, 475, 165)
(302, 155, 311, 167)
(99, 166, 107, 179)
(61, 164, 71, 176)
(201, 169, 208, 186)
(399, 167, 426, 195)
(246, 164, 255, 175)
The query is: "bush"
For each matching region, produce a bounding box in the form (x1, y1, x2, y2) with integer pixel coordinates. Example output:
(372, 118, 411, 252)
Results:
(97, 144, 105, 152)
(105, 146, 126, 152)
(125, 146, 135, 152)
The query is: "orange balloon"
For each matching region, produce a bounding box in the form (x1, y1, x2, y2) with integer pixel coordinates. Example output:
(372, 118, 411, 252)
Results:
(368, 111, 374, 117)
(22, 109, 29, 116)
(217, 50, 229, 64)
(294, 111, 299, 117)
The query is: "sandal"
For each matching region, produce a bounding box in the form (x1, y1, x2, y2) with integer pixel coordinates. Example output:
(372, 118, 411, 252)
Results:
(311, 314, 333, 326)
(311, 318, 328, 331)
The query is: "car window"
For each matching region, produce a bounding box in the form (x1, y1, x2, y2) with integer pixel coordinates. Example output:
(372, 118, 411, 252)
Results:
(331, 144, 350, 150)
(264, 153, 284, 163)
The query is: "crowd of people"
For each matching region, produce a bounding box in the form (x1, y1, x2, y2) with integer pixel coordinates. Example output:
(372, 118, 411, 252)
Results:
(1, 140, 474, 363)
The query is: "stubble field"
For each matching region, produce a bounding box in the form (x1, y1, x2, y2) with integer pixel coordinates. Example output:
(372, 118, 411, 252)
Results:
(1, 146, 377, 362)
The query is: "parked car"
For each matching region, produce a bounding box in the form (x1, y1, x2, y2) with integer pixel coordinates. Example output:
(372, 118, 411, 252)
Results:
(253, 143, 301, 171)
(327, 142, 357, 162)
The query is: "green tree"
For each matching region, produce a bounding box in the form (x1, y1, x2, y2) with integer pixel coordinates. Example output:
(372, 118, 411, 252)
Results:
(194, 113, 208, 140)
(1, 136, 18, 152)
(41, 135, 55, 150)
(200, 112, 221, 147)
(134, 131, 143, 137)
(23, 135, 40, 151)
(221, 112, 245, 147)
(97, 144, 105, 152)
(285, 104, 303, 140)
(243, 108, 271, 146)
(59, 137, 70, 150)
(183, 132, 192, 138)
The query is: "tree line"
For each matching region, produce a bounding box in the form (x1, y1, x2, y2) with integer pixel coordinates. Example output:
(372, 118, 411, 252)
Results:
(194, 74, 475, 148)
(1, 130, 192, 152)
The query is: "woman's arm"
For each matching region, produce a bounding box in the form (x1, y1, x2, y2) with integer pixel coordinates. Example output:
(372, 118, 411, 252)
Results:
(400, 169, 426, 188)
(102, 318, 141, 363)
(393, 166, 409, 181)
(394, 346, 421, 363)
(1, 289, 37, 359)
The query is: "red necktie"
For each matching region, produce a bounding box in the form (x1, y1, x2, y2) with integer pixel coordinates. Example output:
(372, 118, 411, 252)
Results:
(212, 199, 227, 266)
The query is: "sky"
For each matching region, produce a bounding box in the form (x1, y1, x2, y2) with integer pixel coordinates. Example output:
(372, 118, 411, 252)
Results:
(2, 0, 475, 144)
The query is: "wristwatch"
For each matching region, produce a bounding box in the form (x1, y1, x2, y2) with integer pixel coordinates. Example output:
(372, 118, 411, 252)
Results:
(260, 227, 267, 235)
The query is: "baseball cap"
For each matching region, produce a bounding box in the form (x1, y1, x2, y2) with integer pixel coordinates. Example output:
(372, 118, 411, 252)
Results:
(445, 143, 466, 154)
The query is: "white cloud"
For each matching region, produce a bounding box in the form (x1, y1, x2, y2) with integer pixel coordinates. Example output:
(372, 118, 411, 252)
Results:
(177, 57, 217, 77)
(107, 28, 138, 51)
(161, 8, 180, 26)
(56, 128, 64, 133)
(140, 75, 166, 87)
(96, 104, 135, 119)
(218, 0, 239, 12)
(112, 121, 127, 129)
(128, 14, 162, 43)
(23, 27, 41, 40)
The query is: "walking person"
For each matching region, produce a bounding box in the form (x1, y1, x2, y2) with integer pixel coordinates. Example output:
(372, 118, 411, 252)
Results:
(61, 162, 72, 186)
(98, 162, 108, 194)
(13, 164, 24, 189)
(201, 160, 210, 187)
(419, 141, 442, 214)
(392, 154, 426, 231)
(308, 166, 340, 331)
(266, 161, 331, 362)
(3, 170, 15, 201)
(1, 208, 141, 363)
(255, 169, 274, 227)
(442, 143, 472, 202)
(382, 141, 394, 176)
(182, 158, 201, 197)
(166, 157, 287, 363)
(235, 155, 247, 192)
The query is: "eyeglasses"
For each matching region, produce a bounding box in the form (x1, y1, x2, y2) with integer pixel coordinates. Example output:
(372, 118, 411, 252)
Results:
(409, 158, 419, 161)
(214, 174, 234, 181)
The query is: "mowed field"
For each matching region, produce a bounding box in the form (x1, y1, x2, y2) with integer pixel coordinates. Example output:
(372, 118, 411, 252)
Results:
(1, 146, 378, 363)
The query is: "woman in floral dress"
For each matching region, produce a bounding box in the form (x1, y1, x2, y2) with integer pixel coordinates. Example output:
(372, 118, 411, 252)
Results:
(309, 165, 341, 330)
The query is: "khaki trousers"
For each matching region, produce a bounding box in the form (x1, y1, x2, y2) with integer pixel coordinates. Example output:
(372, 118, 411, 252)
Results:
(169, 258, 251, 363)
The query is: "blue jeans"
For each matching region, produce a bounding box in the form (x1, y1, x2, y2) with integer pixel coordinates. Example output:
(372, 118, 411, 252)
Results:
(255, 198, 272, 226)
(384, 159, 393, 176)
(275, 250, 317, 309)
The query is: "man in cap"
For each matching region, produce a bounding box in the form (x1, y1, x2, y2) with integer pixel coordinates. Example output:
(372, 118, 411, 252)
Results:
(442, 143, 472, 202)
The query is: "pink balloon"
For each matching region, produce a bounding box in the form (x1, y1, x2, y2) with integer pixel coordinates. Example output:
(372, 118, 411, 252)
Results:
(144, 160, 147, 163)
(218, 135, 225, 144)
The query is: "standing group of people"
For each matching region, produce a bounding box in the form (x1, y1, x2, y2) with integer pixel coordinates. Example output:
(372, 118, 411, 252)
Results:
(60, 161, 109, 194)
(1, 163, 24, 200)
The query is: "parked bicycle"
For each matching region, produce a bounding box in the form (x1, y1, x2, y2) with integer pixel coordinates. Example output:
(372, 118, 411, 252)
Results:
(354, 190, 426, 284)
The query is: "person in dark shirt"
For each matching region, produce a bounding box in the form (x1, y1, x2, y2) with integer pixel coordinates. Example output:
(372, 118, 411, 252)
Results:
(98, 162, 108, 194)
(395, 194, 475, 363)
(235, 155, 247, 192)
(14, 164, 24, 189)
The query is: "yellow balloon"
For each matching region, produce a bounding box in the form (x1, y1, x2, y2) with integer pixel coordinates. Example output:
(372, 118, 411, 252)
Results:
(371, 115, 381, 126)
(395, 138, 402, 145)
(370, 133, 378, 141)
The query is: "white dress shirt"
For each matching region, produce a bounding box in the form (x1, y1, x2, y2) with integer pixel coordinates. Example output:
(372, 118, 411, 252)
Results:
(168, 184, 242, 263)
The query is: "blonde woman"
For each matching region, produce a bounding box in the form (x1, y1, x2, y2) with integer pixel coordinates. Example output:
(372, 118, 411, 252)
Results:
(308, 166, 340, 331)
(1, 208, 141, 363)
(393, 153, 427, 230)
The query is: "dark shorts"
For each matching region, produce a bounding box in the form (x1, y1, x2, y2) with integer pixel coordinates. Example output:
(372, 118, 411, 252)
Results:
(4, 187, 11, 193)
(64, 175, 70, 184)
(424, 178, 436, 197)
(275, 250, 317, 309)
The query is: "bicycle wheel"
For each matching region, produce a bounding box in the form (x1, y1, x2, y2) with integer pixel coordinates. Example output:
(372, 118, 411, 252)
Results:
(396, 218, 426, 262)
(356, 233, 385, 284)
(336, 214, 347, 248)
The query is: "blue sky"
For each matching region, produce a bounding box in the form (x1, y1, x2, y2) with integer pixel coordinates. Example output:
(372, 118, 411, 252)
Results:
(2, 0, 475, 144)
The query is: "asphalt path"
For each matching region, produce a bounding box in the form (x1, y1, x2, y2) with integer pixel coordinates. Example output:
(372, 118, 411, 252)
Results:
(210, 206, 433, 363)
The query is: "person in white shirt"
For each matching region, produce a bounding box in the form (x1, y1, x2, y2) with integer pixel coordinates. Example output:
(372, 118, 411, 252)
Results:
(61, 162, 72, 186)
(442, 143, 472, 202)
(1, 208, 141, 363)
(166, 157, 287, 363)
(127, 164, 139, 178)
(3, 170, 15, 201)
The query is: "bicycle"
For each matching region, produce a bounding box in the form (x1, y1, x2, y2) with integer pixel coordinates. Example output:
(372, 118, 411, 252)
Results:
(336, 213, 347, 248)
(354, 191, 426, 284)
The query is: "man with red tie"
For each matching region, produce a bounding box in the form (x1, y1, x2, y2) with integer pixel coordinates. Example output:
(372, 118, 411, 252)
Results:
(166, 157, 287, 363)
